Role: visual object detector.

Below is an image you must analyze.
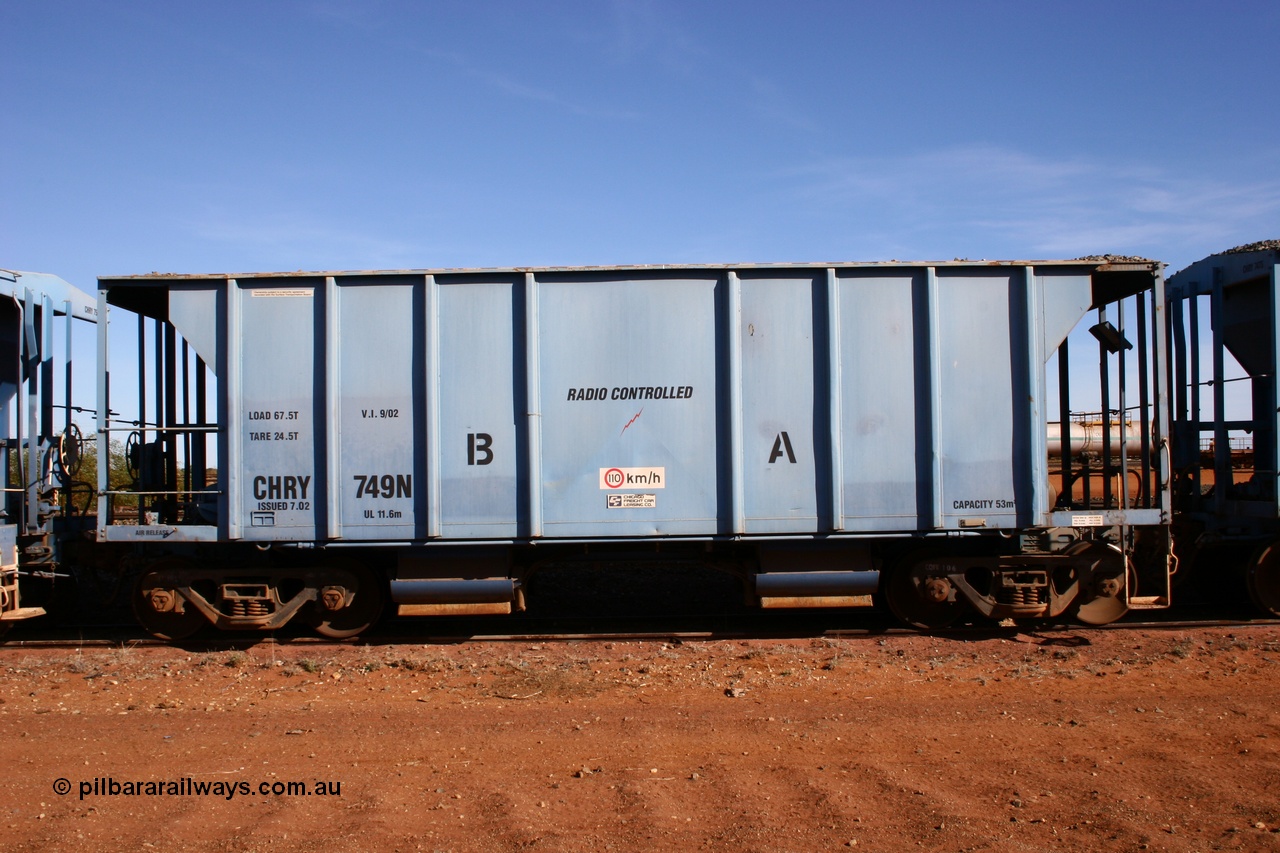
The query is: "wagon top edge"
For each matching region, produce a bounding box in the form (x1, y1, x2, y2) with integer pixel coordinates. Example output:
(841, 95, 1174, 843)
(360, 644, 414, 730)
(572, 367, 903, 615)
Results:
(1168, 240, 1280, 294)
(97, 257, 1162, 285)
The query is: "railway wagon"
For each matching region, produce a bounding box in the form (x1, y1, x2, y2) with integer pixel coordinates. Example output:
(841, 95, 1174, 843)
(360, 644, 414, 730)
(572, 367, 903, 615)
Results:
(1167, 241, 1280, 614)
(0, 269, 98, 635)
(92, 259, 1174, 639)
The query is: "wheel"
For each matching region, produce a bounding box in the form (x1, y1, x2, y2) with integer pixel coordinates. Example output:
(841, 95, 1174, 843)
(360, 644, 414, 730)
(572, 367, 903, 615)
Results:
(132, 563, 206, 641)
(1246, 540, 1280, 616)
(884, 555, 963, 630)
(1074, 569, 1134, 625)
(307, 563, 384, 639)
(1070, 542, 1133, 626)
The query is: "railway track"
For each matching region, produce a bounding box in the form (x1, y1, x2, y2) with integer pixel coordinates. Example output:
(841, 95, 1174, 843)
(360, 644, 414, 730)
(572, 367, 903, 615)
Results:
(6, 606, 1278, 650)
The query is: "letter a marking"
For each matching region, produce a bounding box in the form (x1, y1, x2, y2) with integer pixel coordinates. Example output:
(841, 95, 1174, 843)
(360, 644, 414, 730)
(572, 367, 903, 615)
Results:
(769, 431, 796, 464)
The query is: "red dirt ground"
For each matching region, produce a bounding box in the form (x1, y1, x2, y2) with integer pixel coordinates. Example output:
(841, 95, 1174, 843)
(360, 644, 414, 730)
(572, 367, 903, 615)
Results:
(2, 625, 1279, 852)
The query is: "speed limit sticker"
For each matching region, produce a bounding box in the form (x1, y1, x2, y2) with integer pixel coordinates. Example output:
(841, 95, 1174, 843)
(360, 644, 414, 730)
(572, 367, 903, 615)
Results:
(599, 467, 665, 489)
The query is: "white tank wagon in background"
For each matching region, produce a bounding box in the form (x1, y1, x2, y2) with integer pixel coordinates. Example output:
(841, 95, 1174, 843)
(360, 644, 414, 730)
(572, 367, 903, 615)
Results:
(1046, 421, 1148, 457)
(83, 259, 1172, 638)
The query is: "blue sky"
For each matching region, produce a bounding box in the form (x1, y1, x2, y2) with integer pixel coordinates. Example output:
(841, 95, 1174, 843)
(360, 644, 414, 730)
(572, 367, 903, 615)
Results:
(4, 0, 1277, 289)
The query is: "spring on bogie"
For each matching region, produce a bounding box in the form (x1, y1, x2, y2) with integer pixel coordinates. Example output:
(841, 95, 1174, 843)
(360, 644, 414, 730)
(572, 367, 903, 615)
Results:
(228, 598, 272, 617)
(999, 585, 1045, 607)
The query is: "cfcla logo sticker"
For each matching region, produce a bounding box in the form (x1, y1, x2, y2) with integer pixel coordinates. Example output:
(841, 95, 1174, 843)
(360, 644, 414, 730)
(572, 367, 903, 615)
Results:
(599, 467, 666, 489)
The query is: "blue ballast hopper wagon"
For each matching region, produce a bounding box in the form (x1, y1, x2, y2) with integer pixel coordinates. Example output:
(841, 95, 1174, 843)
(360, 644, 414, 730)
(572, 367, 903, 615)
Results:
(0, 269, 97, 636)
(1167, 241, 1280, 615)
(94, 259, 1172, 638)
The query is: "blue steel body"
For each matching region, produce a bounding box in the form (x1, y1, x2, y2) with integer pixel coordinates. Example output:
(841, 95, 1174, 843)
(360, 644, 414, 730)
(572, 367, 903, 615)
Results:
(0, 270, 97, 625)
(1168, 246, 1280, 526)
(96, 261, 1128, 547)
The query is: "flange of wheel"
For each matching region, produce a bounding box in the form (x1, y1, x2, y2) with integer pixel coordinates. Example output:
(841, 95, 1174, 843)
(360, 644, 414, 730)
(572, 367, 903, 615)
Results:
(308, 564, 384, 639)
(1246, 539, 1280, 617)
(884, 557, 962, 630)
(1069, 541, 1133, 626)
(132, 564, 206, 640)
